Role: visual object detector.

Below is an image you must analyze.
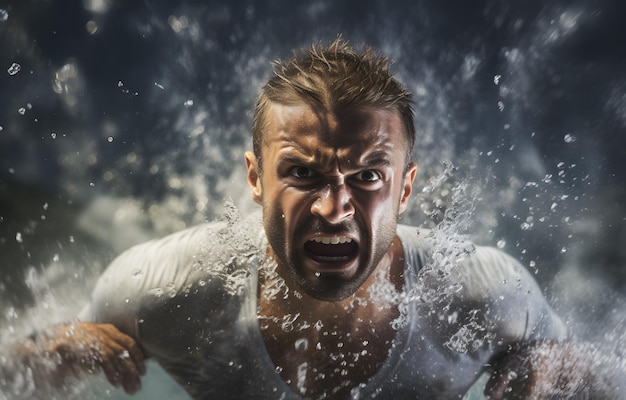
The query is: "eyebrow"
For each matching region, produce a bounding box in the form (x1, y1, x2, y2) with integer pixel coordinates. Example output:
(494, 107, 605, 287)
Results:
(276, 148, 394, 171)
(360, 151, 393, 168)
(276, 152, 319, 167)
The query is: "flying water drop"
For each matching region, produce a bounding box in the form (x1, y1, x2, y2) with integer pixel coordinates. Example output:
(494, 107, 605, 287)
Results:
(7, 63, 21, 75)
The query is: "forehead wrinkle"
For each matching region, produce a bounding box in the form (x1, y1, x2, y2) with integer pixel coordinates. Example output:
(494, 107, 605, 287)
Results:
(274, 131, 339, 171)
(335, 133, 395, 170)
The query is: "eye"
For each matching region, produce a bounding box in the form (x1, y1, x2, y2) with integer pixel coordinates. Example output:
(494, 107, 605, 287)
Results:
(288, 166, 317, 179)
(354, 170, 382, 182)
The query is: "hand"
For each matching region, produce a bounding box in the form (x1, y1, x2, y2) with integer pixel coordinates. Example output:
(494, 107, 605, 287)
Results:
(17, 321, 146, 394)
(484, 341, 618, 399)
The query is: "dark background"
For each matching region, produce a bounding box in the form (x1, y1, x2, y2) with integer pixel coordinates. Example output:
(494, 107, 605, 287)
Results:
(1, 0, 625, 344)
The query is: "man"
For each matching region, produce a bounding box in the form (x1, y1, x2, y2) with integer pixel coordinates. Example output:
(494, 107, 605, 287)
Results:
(5, 39, 619, 399)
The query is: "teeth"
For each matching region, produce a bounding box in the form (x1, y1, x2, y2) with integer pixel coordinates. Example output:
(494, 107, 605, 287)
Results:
(311, 236, 353, 245)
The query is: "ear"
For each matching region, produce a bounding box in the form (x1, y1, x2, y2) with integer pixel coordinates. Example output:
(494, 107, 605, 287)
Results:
(398, 162, 417, 214)
(245, 151, 263, 204)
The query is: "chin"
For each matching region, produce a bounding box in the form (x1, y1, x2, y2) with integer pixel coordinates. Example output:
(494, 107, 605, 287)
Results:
(296, 272, 365, 302)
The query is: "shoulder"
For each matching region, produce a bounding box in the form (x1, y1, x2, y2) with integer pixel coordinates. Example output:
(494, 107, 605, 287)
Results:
(396, 225, 566, 342)
(102, 221, 226, 287)
(80, 222, 227, 326)
(456, 245, 567, 341)
(396, 224, 432, 272)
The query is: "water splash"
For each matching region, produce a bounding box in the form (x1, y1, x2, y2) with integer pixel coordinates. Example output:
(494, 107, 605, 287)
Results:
(193, 202, 263, 297)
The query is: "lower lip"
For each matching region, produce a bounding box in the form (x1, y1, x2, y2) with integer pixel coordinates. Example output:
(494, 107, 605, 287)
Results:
(305, 253, 358, 273)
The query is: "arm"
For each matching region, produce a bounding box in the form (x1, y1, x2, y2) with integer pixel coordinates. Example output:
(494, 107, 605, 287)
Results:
(10, 321, 145, 395)
(484, 340, 623, 399)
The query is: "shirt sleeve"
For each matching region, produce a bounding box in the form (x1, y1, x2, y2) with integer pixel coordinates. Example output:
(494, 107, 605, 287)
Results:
(77, 223, 218, 338)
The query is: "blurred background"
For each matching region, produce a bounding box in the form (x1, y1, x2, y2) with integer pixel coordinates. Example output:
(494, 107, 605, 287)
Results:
(1, 0, 625, 398)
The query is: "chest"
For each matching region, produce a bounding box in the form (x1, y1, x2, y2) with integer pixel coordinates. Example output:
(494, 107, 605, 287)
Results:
(259, 307, 399, 399)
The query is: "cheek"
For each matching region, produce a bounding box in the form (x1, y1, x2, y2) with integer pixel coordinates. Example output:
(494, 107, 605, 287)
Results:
(353, 183, 397, 219)
(263, 187, 309, 234)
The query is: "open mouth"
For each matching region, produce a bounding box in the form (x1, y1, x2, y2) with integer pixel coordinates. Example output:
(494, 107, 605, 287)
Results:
(304, 236, 359, 264)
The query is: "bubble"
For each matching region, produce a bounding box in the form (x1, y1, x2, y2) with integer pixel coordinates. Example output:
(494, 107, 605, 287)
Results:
(51, 132, 57, 139)
(0, 9, 8, 22)
(184, 99, 194, 108)
(107, 136, 114, 143)
(493, 74, 501, 85)
(17, 107, 26, 115)
(15, 232, 23, 243)
(7, 62, 20, 75)
(496, 239, 506, 249)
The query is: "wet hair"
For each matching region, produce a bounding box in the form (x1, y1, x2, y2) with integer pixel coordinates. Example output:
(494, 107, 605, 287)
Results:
(252, 37, 415, 172)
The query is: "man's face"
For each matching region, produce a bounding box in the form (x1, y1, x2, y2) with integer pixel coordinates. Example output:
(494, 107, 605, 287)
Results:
(246, 102, 416, 301)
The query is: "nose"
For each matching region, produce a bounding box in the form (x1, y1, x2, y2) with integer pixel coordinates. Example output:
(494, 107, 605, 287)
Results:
(311, 183, 355, 224)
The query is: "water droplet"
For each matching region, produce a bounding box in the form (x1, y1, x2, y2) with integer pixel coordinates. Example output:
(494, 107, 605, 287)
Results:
(69, 235, 75, 243)
(86, 20, 98, 34)
(17, 107, 26, 115)
(51, 132, 57, 139)
(496, 239, 506, 249)
(52, 254, 59, 262)
(0, 9, 8, 22)
(184, 99, 194, 108)
(117, 80, 124, 87)
(296, 362, 308, 394)
(493, 75, 501, 85)
(15, 232, 22, 243)
(154, 82, 164, 90)
(563, 133, 576, 143)
(497, 101, 505, 112)
(294, 338, 308, 352)
(7, 62, 20, 75)
(131, 269, 143, 279)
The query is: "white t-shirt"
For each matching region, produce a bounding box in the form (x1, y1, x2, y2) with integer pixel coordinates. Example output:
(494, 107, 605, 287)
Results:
(80, 214, 566, 399)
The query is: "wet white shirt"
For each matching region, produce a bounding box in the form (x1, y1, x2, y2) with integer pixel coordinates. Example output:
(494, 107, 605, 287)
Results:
(80, 214, 566, 399)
